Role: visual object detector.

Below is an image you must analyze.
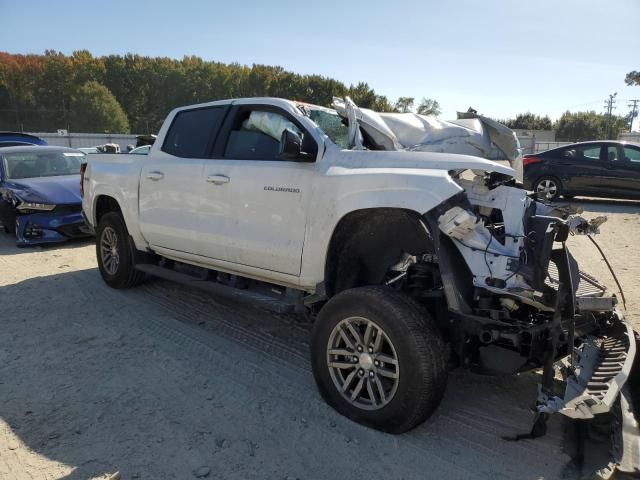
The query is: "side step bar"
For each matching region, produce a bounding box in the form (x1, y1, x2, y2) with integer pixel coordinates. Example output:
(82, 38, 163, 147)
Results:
(135, 264, 300, 314)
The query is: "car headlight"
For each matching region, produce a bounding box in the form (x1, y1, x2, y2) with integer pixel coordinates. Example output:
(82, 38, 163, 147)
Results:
(16, 202, 56, 211)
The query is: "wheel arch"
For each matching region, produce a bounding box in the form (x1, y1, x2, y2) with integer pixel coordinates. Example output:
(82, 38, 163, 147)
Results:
(323, 207, 435, 298)
(90, 185, 148, 252)
(94, 194, 123, 225)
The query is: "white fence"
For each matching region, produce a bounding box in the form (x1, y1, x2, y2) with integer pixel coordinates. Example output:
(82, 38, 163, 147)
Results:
(28, 132, 140, 150)
(517, 135, 571, 154)
(619, 133, 640, 143)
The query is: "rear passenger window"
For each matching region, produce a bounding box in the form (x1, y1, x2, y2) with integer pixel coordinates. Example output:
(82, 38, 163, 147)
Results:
(162, 107, 225, 158)
(564, 145, 601, 161)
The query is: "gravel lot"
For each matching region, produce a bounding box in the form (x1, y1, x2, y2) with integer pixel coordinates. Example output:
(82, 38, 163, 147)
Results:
(0, 198, 638, 480)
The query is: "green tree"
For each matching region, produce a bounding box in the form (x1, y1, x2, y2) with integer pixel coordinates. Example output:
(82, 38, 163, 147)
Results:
(347, 82, 378, 109)
(69, 81, 129, 133)
(394, 96, 414, 113)
(416, 97, 441, 116)
(554, 111, 626, 142)
(0, 51, 405, 131)
(372, 95, 395, 112)
(503, 112, 552, 130)
(625, 71, 640, 86)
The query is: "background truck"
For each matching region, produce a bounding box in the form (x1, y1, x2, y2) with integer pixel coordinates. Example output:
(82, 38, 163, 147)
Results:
(82, 97, 639, 473)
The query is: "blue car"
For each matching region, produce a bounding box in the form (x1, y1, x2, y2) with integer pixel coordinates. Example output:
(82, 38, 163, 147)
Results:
(0, 146, 91, 246)
(0, 132, 48, 147)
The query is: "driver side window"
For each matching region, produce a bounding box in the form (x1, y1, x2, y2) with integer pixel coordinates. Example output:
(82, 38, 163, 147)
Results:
(223, 110, 303, 161)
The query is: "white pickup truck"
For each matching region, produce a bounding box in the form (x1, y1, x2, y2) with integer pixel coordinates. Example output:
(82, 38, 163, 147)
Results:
(82, 97, 638, 470)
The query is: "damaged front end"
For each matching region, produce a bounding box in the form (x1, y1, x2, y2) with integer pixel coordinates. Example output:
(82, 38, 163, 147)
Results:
(416, 171, 639, 473)
(326, 96, 638, 471)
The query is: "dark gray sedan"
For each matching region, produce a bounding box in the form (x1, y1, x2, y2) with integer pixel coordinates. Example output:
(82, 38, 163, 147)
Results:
(522, 141, 640, 201)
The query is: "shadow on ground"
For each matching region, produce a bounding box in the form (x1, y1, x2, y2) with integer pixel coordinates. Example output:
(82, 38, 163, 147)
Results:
(0, 267, 597, 480)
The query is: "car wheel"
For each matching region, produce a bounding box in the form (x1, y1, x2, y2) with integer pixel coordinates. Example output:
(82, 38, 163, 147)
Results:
(310, 286, 447, 433)
(96, 212, 145, 289)
(534, 176, 562, 201)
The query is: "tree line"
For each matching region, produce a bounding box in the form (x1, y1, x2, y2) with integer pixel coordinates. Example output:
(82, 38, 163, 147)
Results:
(497, 111, 630, 142)
(0, 51, 636, 143)
(0, 50, 433, 134)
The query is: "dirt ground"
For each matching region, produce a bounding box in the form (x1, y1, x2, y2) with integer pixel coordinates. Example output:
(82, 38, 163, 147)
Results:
(0, 198, 638, 480)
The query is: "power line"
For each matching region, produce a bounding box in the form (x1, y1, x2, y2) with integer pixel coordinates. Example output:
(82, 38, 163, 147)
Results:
(563, 99, 605, 110)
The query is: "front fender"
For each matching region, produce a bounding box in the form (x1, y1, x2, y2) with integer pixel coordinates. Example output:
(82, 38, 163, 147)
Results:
(298, 167, 463, 289)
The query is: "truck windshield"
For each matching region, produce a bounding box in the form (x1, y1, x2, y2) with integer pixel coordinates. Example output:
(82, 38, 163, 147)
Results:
(304, 106, 351, 149)
(2, 150, 84, 179)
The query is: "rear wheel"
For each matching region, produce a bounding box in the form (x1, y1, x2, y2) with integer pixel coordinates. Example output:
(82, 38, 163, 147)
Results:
(310, 286, 447, 433)
(534, 176, 562, 201)
(96, 212, 145, 288)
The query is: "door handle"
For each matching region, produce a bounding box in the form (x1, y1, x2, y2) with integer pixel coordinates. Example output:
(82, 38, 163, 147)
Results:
(146, 171, 164, 181)
(206, 174, 230, 185)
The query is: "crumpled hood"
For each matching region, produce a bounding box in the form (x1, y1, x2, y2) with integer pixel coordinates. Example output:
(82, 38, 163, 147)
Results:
(332, 97, 523, 181)
(333, 148, 516, 177)
(4, 175, 81, 205)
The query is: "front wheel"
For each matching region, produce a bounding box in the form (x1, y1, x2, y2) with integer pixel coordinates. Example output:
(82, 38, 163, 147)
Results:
(310, 286, 447, 433)
(96, 212, 145, 289)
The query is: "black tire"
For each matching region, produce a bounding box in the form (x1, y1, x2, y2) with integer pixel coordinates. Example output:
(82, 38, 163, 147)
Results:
(533, 176, 562, 201)
(310, 286, 447, 433)
(96, 211, 145, 289)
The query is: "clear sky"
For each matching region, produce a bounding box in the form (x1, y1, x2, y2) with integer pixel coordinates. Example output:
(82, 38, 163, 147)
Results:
(1, 0, 639, 123)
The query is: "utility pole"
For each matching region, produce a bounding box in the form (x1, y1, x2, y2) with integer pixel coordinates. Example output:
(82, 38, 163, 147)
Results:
(604, 93, 617, 138)
(628, 99, 639, 132)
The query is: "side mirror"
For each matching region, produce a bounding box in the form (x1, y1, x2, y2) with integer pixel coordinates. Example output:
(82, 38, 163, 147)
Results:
(279, 129, 314, 162)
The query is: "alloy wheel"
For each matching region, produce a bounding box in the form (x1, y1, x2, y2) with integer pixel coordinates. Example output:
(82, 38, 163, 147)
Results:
(100, 226, 120, 275)
(536, 179, 558, 200)
(326, 316, 400, 410)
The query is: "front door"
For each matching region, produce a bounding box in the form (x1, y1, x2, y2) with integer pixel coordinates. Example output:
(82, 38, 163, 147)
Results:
(198, 106, 318, 276)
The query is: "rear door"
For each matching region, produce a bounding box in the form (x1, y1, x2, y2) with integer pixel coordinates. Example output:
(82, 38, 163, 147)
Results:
(138, 105, 227, 254)
(197, 103, 318, 276)
(556, 143, 605, 193)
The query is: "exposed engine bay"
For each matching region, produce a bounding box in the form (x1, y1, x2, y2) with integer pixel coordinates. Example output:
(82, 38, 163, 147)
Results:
(379, 169, 638, 472)
(324, 98, 638, 460)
